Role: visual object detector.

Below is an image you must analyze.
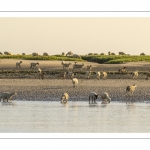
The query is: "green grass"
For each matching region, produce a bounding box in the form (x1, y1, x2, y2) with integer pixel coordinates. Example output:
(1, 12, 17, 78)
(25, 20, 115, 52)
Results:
(1, 54, 150, 64)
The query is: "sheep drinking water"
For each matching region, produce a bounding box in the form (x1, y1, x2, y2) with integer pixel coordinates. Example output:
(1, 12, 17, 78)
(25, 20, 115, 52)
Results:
(0, 92, 17, 102)
(61, 93, 69, 103)
(101, 92, 111, 104)
(126, 84, 137, 96)
(89, 92, 98, 104)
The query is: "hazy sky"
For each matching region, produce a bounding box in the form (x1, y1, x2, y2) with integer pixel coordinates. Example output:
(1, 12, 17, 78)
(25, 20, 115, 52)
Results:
(0, 18, 150, 55)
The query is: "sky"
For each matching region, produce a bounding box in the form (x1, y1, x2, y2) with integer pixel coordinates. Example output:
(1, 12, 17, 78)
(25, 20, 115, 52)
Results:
(0, 17, 150, 55)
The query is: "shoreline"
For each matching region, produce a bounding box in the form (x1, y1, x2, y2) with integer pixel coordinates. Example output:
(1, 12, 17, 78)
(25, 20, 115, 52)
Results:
(0, 79, 150, 102)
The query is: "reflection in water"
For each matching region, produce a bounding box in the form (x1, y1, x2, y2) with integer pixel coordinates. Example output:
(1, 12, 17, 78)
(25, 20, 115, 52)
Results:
(0, 101, 150, 133)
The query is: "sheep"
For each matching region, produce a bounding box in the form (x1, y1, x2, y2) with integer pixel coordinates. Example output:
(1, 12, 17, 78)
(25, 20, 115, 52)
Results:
(0, 92, 17, 102)
(118, 67, 127, 74)
(4, 51, 11, 55)
(67, 71, 74, 79)
(16, 61, 22, 69)
(132, 71, 138, 79)
(73, 62, 84, 71)
(72, 78, 78, 87)
(101, 92, 111, 104)
(87, 65, 92, 71)
(102, 71, 107, 79)
(43, 52, 49, 56)
(89, 92, 98, 104)
(126, 84, 137, 96)
(86, 71, 91, 79)
(119, 52, 126, 55)
(37, 68, 42, 73)
(61, 93, 69, 103)
(96, 71, 101, 80)
(30, 62, 39, 69)
(57, 72, 66, 79)
(72, 54, 81, 59)
(32, 52, 38, 56)
(38, 72, 46, 80)
(146, 72, 150, 80)
(62, 62, 72, 70)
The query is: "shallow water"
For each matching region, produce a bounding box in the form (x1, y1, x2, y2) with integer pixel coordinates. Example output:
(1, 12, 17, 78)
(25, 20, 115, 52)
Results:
(0, 100, 150, 133)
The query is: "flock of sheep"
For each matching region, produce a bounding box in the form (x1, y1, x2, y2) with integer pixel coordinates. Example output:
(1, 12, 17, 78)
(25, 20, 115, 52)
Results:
(0, 60, 140, 105)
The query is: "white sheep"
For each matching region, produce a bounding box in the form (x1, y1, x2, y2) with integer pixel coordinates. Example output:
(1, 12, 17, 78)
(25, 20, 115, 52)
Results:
(89, 92, 98, 104)
(96, 71, 101, 80)
(126, 84, 137, 96)
(67, 71, 74, 79)
(62, 62, 72, 70)
(102, 71, 107, 79)
(73, 62, 84, 71)
(16, 61, 22, 69)
(37, 68, 42, 73)
(30, 62, 39, 69)
(132, 71, 138, 79)
(61, 93, 69, 103)
(101, 92, 111, 104)
(86, 71, 91, 79)
(0, 92, 17, 102)
(72, 78, 78, 88)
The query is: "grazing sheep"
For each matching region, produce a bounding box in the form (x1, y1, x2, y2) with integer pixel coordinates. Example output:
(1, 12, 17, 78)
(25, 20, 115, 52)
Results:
(22, 53, 25, 55)
(30, 62, 39, 69)
(89, 92, 98, 104)
(87, 65, 92, 71)
(0, 92, 17, 102)
(72, 78, 78, 87)
(67, 71, 74, 79)
(57, 72, 66, 79)
(126, 84, 137, 96)
(119, 52, 126, 55)
(118, 67, 127, 74)
(86, 71, 91, 79)
(146, 72, 150, 80)
(43, 52, 49, 56)
(4, 51, 11, 55)
(73, 54, 81, 59)
(61, 93, 69, 103)
(38, 72, 46, 80)
(132, 71, 138, 79)
(140, 53, 145, 56)
(61, 62, 72, 71)
(101, 92, 111, 104)
(73, 62, 84, 71)
(37, 68, 42, 73)
(66, 51, 73, 56)
(32, 52, 38, 56)
(96, 71, 101, 80)
(16, 61, 22, 69)
(102, 71, 107, 79)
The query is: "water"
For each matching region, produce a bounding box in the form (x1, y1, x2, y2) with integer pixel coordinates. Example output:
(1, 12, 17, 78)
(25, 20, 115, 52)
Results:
(0, 100, 150, 133)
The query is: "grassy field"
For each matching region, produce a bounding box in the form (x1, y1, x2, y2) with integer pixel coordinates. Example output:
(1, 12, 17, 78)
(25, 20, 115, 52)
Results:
(1, 54, 150, 64)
